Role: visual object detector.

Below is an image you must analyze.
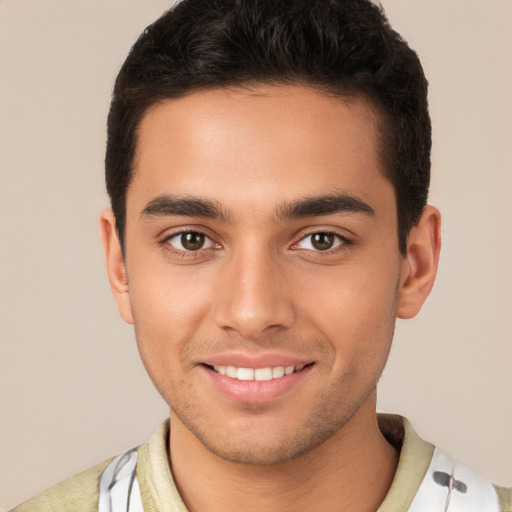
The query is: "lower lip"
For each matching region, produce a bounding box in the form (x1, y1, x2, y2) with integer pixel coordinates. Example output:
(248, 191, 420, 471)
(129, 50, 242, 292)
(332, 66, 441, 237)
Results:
(202, 365, 313, 404)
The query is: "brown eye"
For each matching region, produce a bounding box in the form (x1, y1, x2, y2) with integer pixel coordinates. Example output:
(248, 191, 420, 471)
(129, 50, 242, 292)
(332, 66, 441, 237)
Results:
(311, 233, 335, 250)
(167, 231, 215, 252)
(296, 232, 345, 252)
(181, 232, 205, 250)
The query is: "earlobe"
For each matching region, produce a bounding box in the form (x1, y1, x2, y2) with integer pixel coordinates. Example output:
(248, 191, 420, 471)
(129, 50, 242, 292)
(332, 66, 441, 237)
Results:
(397, 206, 441, 319)
(99, 209, 134, 325)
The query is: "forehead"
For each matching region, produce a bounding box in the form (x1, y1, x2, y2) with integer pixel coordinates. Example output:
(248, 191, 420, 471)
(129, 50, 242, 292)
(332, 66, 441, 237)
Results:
(129, 85, 393, 217)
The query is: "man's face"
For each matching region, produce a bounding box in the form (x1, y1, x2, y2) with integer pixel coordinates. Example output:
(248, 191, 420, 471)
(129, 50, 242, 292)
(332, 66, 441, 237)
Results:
(121, 85, 405, 464)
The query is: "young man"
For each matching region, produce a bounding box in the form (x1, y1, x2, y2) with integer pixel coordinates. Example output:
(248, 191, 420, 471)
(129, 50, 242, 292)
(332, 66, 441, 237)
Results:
(11, 0, 511, 511)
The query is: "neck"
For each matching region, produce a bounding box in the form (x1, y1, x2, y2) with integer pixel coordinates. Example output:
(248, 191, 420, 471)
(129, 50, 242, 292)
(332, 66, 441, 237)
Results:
(168, 392, 398, 512)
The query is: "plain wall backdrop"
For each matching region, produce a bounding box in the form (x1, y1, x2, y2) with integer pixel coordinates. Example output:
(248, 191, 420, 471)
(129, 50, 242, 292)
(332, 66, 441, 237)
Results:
(0, 0, 511, 509)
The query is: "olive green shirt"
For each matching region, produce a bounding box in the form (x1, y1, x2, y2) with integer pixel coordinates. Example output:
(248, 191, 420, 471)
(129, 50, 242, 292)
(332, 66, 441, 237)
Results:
(11, 415, 511, 511)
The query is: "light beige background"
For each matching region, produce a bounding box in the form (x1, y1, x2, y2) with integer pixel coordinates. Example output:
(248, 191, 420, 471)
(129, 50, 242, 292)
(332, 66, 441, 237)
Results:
(0, 0, 510, 509)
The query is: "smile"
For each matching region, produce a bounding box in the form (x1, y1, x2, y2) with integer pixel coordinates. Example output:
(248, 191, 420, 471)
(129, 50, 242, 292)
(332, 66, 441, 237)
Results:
(211, 364, 306, 381)
(203, 362, 314, 403)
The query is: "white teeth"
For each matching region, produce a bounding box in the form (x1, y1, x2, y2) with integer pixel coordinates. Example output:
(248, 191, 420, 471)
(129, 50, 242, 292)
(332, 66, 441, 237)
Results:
(237, 367, 254, 380)
(272, 366, 285, 378)
(211, 364, 307, 380)
(226, 366, 237, 378)
(254, 367, 273, 381)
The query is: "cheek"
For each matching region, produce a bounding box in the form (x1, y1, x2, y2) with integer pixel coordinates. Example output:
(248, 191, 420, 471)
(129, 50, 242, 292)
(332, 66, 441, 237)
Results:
(129, 258, 213, 326)
(301, 258, 399, 320)
(298, 258, 400, 363)
(126, 265, 214, 378)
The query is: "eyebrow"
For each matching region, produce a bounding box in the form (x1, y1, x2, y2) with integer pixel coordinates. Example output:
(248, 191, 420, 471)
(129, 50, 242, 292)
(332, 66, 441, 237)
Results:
(275, 193, 375, 221)
(140, 192, 375, 223)
(140, 194, 231, 222)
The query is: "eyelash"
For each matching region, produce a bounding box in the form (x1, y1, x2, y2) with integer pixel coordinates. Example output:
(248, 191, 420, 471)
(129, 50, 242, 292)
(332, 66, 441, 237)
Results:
(162, 229, 219, 258)
(293, 230, 352, 254)
(160, 229, 352, 258)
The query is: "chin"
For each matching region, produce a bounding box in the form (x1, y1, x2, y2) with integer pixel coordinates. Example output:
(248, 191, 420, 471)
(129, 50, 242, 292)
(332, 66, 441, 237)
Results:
(198, 435, 317, 466)
(176, 407, 349, 466)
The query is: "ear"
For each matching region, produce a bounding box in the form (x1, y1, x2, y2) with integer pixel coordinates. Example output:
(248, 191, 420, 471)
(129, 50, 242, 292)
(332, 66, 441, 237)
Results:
(397, 205, 441, 319)
(99, 209, 134, 324)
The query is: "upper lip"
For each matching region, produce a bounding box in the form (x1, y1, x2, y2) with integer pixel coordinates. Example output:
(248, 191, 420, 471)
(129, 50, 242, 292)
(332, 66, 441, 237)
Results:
(202, 352, 313, 368)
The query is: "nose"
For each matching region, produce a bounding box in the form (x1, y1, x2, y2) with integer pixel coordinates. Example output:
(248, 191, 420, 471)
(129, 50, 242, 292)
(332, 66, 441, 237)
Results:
(213, 246, 296, 341)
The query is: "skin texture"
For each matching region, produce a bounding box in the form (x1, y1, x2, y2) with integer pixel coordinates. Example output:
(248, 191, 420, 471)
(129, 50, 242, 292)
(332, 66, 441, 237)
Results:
(100, 85, 441, 512)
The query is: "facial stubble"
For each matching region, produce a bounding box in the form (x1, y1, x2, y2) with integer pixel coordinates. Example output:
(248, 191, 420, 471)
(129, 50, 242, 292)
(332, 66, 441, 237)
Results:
(130, 269, 401, 466)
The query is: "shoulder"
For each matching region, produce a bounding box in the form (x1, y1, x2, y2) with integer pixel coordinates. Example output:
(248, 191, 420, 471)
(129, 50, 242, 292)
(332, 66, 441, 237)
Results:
(9, 457, 114, 512)
(9, 420, 171, 512)
(495, 485, 512, 512)
(378, 414, 512, 512)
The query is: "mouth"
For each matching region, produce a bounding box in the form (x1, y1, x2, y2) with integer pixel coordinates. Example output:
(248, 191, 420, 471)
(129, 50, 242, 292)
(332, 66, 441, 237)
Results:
(200, 357, 315, 403)
(206, 363, 311, 381)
